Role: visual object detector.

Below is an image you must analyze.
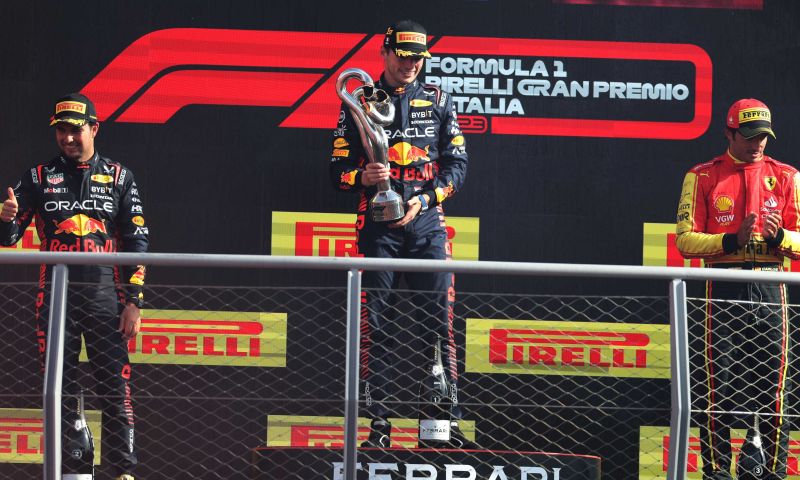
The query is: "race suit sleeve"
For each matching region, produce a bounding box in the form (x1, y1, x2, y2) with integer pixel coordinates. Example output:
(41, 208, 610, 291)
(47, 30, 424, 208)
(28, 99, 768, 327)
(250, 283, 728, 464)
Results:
(0, 169, 38, 246)
(768, 170, 800, 259)
(675, 170, 732, 258)
(424, 91, 468, 207)
(329, 103, 367, 193)
(116, 167, 149, 306)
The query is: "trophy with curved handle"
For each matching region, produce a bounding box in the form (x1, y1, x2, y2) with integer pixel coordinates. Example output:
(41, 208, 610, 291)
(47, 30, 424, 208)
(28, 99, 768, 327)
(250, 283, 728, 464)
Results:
(336, 68, 404, 222)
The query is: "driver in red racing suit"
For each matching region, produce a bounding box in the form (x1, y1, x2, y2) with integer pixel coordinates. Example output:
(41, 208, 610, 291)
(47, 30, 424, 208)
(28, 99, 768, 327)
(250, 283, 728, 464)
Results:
(0, 93, 147, 480)
(675, 99, 800, 480)
(329, 20, 470, 448)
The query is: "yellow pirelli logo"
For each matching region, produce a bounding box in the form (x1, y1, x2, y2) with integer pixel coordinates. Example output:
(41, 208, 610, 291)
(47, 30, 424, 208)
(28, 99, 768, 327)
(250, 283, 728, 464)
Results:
(271, 211, 480, 260)
(638, 425, 800, 479)
(466, 319, 670, 379)
(396, 32, 426, 44)
(0, 408, 102, 464)
(55, 101, 86, 114)
(0, 225, 41, 252)
(79, 310, 287, 367)
(265, 415, 475, 449)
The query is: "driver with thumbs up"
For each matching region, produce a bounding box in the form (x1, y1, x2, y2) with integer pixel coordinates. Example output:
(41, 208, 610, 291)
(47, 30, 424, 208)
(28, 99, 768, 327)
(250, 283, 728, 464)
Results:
(1, 187, 18, 222)
(0, 93, 147, 480)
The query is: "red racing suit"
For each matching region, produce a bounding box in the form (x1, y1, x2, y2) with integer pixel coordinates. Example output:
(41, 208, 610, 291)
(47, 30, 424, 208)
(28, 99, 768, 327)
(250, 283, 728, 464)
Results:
(0, 152, 148, 476)
(676, 150, 800, 479)
(330, 76, 468, 420)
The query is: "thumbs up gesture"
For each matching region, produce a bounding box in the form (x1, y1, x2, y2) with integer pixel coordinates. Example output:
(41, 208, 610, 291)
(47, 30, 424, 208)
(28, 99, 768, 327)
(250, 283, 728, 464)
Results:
(1, 187, 18, 222)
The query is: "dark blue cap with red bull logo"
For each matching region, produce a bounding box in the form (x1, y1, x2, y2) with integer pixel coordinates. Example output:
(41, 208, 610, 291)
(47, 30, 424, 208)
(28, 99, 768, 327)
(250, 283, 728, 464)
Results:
(384, 20, 431, 59)
(50, 93, 98, 127)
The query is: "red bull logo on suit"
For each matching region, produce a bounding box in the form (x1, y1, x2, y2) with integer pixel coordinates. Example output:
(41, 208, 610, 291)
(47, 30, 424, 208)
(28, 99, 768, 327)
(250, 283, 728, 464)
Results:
(388, 142, 430, 166)
(52, 214, 107, 236)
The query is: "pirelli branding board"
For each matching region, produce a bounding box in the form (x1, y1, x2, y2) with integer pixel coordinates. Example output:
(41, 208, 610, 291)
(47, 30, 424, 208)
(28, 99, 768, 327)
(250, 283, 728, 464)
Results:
(271, 211, 480, 261)
(638, 425, 800, 479)
(466, 319, 670, 379)
(0, 408, 102, 464)
(0, 225, 41, 252)
(643, 222, 800, 271)
(79, 309, 287, 367)
(642, 223, 703, 268)
(265, 415, 475, 449)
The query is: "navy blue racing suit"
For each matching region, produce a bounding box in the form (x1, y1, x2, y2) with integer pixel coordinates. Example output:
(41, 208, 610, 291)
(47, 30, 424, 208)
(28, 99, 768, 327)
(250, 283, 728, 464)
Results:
(330, 76, 468, 420)
(0, 153, 148, 475)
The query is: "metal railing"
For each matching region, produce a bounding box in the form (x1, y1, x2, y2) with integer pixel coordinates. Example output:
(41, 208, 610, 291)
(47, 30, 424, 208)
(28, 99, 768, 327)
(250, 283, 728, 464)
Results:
(4, 252, 800, 480)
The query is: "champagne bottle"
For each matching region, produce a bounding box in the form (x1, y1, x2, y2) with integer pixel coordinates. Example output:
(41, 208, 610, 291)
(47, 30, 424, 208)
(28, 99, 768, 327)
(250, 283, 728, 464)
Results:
(62, 390, 94, 480)
(736, 414, 766, 480)
(418, 336, 452, 448)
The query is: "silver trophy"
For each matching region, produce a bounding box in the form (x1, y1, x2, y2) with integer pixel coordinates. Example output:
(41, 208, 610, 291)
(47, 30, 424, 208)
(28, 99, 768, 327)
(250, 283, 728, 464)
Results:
(336, 68, 404, 222)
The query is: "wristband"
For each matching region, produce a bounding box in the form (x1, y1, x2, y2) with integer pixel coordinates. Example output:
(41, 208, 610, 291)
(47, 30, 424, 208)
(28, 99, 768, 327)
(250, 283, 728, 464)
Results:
(417, 194, 429, 213)
(127, 295, 144, 308)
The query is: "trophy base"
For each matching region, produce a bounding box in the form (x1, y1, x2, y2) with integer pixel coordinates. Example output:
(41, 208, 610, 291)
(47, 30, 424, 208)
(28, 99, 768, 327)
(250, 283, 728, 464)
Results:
(370, 191, 404, 222)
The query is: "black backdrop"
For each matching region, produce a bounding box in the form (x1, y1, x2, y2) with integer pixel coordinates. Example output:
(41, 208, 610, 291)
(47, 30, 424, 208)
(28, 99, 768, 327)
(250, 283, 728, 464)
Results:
(1, 0, 798, 294)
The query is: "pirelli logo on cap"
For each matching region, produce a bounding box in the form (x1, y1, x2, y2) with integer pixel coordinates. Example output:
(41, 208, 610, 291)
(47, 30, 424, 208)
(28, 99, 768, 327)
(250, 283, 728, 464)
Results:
(638, 425, 800, 479)
(0, 408, 101, 464)
(396, 32, 426, 45)
(271, 211, 479, 260)
(54, 101, 87, 115)
(739, 107, 771, 124)
(0, 225, 41, 253)
(265, 415, 475, 449)
(466, 319, 670, 379)
(78, 310, 287, 367)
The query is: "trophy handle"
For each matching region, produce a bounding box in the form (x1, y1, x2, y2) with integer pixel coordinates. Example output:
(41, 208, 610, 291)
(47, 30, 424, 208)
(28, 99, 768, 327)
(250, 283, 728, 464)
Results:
(335, 68, 404, 222)
(335, 68, 394, 169)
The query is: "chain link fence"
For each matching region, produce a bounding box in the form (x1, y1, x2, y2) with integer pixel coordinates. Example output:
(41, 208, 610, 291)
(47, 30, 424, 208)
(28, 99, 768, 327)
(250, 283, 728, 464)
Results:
(685, 294, 800, 480)
(0, 258, 799, 480)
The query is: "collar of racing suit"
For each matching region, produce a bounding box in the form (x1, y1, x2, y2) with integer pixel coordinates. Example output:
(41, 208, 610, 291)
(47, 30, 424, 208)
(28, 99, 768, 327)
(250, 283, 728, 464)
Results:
(60, 151, 99, 171)
(726, 149, 763, 170)
(378, 76, 419, 97)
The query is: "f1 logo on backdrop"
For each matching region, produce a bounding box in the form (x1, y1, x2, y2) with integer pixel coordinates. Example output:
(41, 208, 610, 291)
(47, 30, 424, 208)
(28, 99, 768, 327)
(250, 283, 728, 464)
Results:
(81, 28, 712, 139)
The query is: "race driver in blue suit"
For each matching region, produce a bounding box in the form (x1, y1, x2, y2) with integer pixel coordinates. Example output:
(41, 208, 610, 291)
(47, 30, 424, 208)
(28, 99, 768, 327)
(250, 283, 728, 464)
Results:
(329, 19, 471, 449)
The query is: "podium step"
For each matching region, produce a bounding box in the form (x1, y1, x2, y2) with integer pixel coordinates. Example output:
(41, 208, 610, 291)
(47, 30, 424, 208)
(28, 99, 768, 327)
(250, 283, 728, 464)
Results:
(251, 446, 601, 479)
